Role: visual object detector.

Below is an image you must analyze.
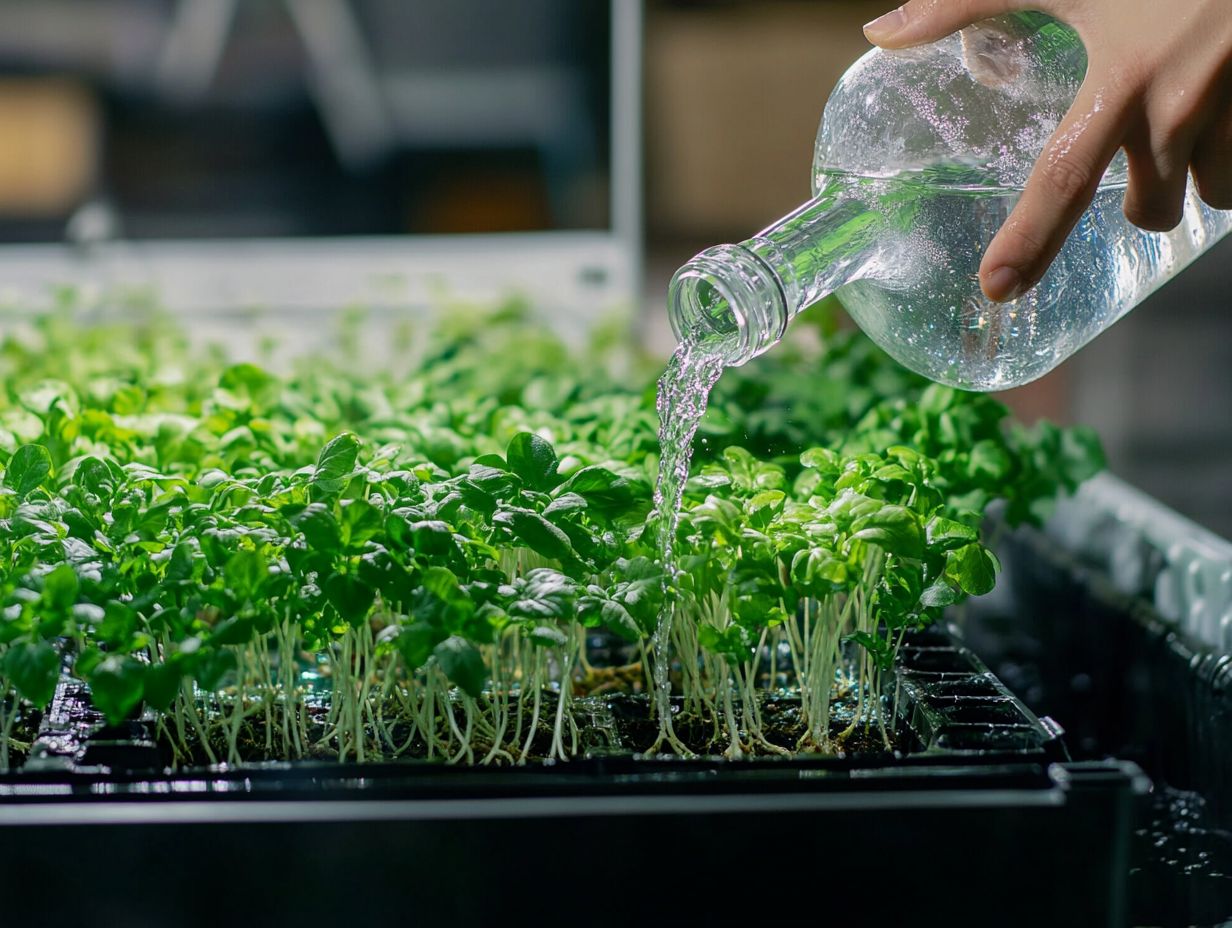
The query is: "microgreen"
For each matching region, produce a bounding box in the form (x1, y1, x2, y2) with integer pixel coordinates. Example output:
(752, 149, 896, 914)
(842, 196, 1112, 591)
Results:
(0, 300, 1102, 768)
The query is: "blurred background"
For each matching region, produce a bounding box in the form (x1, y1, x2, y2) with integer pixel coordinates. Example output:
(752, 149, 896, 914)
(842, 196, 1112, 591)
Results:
(0, 0, 611, 239)
(0, 0, 1226, 534)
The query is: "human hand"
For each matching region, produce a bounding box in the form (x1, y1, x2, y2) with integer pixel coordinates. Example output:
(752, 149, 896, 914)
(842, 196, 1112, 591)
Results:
(864, 0, 1232, 302)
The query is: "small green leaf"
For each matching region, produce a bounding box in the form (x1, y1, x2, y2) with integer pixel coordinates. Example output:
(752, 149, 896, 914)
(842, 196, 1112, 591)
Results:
(219, 363, 279, 406)
(74, 456, 116, 498)
(340, 498, 383, 549)
(827, 489, 883, 529)
(919, 384, 957, 417)
(506, 432, 560, 491)
(290, 503, 341, 551)
(967, 440, 1011, 484)
(494, 508, 575, 563)
(312, 433, 360, 496)
(507, 568, 577, 620)
(41, 563, 79, 612)
(418, 562, 456, 595)
(800, 447, 840, 474)
(919, 577, 960, 609)
(410, 520, 455, 556)
(557, 466, 646, 518)
(142, 661, 183, 712)
(747, 490, 786, 525)
(925, 515, 978, 552)
(87, 654, 146, 725)
(325, 573, 377, 627)
(225, 548, 267, 600)
(596, 600, 639, 642)
(395, 621, 439, 670)
(845, 630, 895, 672)
(791, 548, 849, 594)
(165, 540, 203, 584)
(850, 505, 924, 558)
(433, 636, 487, 697)
(543, 493, 587, 517)
(210, 617, 255, 647)
(946, 543, 1000, 596)
(97, 602, 138, 646)
(194, 647, 238, 692)
(1060, 426, 1106, 489)
(3, 640, 60, 708)
(5, 444, 52, 498)
(698, 623, 753, 659)
(529, 624, 568, 647)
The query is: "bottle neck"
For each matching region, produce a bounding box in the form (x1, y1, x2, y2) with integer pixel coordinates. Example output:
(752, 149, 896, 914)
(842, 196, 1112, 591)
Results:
(668, 175, 882, 366)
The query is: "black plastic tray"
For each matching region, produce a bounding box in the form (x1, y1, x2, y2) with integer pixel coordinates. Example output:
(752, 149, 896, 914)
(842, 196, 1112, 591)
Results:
(0, 624, 1146, 927)
(0, 759, 1141, 927)
(970, 526, 1232, 927)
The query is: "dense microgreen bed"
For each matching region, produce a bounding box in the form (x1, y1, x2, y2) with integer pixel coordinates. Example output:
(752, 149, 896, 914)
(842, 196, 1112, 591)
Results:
(0, 300, 1101, 766)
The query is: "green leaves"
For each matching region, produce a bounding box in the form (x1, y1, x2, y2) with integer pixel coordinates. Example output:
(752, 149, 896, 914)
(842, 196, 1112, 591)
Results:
(557, 465, 647, 520)
(394, 621, 439, 670)
(3, 640, 60, 708)
(506, 432, 560, 491)
(849, 504, 923, 558)
(325, 573, 377, 627)
(289, 503, 341, 551)
(312, 433, 360, 497)
(87, 654, 145, 725)
(945, 544, 1000, 596)
(142, 660, 184, 713)
(1060, 425, 1106, 487)
(5, 444, 52, 498)
(791, 548, 849, 595)
(578, 589, 640, 642)
(433, 636, 487, 698)
(698, 623, 754, 660)
(0, 296, 1106, 766)
(225, 548, 267, 600)
(506, 568, 576, 623)
(845, 630, 895, 671)
(41, 563, 79, 612)
(494, 507, 575, 564)
(966, 440, 1011, 485)
(925, 516, 978, 551)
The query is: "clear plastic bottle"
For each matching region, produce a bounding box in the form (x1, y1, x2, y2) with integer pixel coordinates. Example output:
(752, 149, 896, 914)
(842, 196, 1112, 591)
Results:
(668, 14, 1232, 390)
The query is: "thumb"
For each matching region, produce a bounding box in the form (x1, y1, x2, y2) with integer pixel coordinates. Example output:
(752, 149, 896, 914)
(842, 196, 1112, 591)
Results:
(864, 0, 1043, 49)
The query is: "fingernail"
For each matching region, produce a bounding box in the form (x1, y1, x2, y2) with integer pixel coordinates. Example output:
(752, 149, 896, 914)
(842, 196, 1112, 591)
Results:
(863, 7, 907, 43)
(983, 266, 1023, 302)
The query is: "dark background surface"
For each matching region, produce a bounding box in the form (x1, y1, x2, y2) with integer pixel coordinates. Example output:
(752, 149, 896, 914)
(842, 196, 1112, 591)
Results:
(0, 0, 613, 240)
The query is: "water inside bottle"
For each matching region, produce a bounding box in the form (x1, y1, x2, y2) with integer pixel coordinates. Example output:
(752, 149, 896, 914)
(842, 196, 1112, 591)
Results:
(806, 164, 1232, 389)
(676, 164, 1232, 389)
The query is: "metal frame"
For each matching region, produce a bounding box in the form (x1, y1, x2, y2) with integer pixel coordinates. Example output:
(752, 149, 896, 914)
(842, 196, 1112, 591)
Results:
(0, 0, 644, 324)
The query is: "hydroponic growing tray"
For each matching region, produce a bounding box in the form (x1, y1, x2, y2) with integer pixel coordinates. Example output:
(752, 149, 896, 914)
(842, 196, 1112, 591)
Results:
(968, 478, 1232, 927)
(0, 622, 1144, 928)
(0, 306, 1146, 926)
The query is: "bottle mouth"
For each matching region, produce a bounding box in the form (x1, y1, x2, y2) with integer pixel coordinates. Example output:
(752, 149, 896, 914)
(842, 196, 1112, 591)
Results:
(667, 244, 787, 367)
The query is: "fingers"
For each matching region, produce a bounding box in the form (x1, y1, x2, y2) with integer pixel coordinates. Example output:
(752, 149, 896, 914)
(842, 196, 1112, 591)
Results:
(1122, 73, 1221, 229)
(979, 83, 1128, 302)
(1123, 128, 1195, 232)
(1191, 104, 1232, 210)
(864, 0, 1041, 49)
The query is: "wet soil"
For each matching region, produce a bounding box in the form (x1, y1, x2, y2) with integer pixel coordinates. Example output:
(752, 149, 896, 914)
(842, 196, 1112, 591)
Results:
(605, 693, 909, 758)
(147, 687, 909, 768)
